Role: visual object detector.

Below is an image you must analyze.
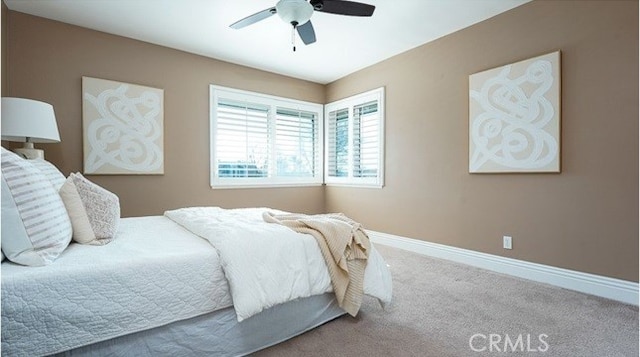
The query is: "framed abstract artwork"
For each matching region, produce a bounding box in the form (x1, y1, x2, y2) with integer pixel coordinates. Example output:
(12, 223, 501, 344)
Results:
(82, 76, 164, 175)
(469, 51, 561, 173)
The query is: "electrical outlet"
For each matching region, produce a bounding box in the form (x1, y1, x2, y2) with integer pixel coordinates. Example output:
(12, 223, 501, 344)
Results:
(503, 236, 513, 250)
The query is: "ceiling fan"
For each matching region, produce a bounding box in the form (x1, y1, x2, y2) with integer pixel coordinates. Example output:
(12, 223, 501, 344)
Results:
(230, 0, 376, 51)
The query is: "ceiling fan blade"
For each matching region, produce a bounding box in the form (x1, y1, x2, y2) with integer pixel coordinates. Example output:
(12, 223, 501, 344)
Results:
(311, 0, 375, 17)
(297, 21, 316, 45)
(229, 7, 277, 29)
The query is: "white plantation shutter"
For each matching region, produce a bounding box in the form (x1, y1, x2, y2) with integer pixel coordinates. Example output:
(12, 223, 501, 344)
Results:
(353, 101, 379, 178)
(215, 100, 269, 178)
(327, 108, 349, 178)
(210, 85, 323, 188)
(324, 87, 384, 187)
(275, 108, 318, 177)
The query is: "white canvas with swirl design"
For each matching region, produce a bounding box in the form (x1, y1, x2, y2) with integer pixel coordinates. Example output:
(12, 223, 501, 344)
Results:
(82, 77, 164, 175)
(469, 51, 560, 173)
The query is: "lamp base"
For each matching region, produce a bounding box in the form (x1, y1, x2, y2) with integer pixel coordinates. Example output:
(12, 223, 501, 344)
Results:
(13, 147, 44, 160)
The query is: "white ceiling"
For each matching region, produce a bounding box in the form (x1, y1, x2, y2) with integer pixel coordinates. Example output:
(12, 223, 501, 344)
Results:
(4, 0, 531, 84)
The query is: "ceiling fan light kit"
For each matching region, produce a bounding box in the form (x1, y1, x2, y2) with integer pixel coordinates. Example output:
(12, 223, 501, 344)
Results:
(276, 0, 314, 27)
(230, 0, 375, 51)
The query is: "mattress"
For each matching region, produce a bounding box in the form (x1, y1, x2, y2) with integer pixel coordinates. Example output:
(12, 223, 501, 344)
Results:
(1, 216, 233, 357)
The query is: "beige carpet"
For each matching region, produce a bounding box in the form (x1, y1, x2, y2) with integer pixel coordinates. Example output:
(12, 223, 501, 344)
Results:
(253, 244, 638, 356)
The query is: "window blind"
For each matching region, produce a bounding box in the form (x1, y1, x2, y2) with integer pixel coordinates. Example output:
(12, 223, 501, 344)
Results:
(327, 108, 349, 177)
(275, 108, 318, 177)
(353, 101, 379, 178)
(215, 100, 269, 178)
(324, 87, 384, 187)
(210, 85, 323, 188)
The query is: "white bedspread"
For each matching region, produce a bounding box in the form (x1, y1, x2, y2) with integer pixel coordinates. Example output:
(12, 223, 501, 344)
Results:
(1, 216, 232, 357)
(164, 207, 393, 322)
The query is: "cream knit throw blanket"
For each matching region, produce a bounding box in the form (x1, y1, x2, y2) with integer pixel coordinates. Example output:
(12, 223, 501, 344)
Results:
(263, 212, 370, 317)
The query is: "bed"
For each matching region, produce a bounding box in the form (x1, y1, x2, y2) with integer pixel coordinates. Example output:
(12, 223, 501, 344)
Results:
(0, 147, 393, 356)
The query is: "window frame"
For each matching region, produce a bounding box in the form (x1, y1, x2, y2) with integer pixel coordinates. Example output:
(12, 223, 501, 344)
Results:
(324, 87, 385, 188)
(210, 85, 324, 189)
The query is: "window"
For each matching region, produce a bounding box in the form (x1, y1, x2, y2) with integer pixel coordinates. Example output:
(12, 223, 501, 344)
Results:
(325, 87, 385, 187)
(210, 85, 323, 188)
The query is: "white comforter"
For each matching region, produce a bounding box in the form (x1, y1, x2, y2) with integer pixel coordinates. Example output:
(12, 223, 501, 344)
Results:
(164, 207, 393, 322)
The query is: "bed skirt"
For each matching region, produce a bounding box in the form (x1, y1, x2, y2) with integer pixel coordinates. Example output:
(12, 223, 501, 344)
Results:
(50, 293, 345, 357)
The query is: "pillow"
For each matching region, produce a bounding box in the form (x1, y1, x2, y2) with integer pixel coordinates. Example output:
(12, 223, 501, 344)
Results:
(1, 147, 72, 266)
(30, 158, 66, 191)
(59, 172, 120, 245)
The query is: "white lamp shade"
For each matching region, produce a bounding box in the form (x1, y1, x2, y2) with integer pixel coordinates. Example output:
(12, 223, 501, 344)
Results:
(1, 97, 61, 143)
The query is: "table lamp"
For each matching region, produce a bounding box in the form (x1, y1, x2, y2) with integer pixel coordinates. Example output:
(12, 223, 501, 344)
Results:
(1, 97, 61, 159)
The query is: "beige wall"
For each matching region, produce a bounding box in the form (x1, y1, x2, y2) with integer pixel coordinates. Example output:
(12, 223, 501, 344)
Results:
(326, 0, 638, 281)
(5, 11, 326, 217)
(3, 1, 638, 282)
(2, 2, 7, 94)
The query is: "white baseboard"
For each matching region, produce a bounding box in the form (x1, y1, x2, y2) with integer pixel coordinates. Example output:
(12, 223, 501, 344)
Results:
(368, 230, 639, 306)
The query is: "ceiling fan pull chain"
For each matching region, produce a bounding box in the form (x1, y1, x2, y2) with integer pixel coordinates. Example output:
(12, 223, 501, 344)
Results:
(291, 22, 297, 52)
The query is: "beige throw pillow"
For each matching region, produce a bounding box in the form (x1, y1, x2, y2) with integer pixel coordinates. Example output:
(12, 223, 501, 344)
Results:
(59, 173, 120, 245)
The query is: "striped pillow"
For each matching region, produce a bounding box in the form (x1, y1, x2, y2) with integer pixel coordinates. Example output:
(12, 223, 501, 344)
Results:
(0, 147, 72, 266)
(30, 158, 67, 191)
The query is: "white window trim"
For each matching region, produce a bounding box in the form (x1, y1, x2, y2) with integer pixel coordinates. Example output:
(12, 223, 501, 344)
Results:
(210, 85, 324, 189)
(324, 87, 385, 188)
